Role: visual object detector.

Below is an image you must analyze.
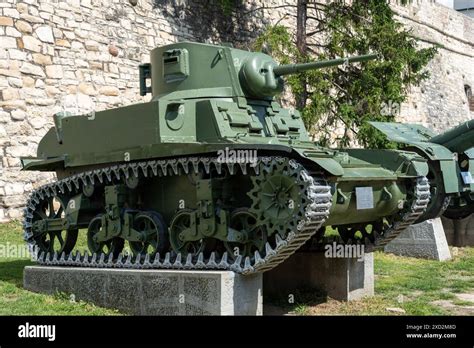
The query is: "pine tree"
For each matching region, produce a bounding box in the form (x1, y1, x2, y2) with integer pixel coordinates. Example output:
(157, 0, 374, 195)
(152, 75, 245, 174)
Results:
(255, 0, 437, 148)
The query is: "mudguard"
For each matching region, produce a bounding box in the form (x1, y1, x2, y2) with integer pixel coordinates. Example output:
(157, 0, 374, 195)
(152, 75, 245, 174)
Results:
(370, 121, 459, 194)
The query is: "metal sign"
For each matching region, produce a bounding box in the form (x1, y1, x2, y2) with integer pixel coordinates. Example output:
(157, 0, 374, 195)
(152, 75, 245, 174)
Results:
(356, 187, 374, 210)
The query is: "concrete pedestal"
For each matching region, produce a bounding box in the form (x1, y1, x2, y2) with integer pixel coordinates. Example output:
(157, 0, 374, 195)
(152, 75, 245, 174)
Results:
(441, 215, 474, 247)
(24, 266, 262, 315)
(384, 218, 451, 260)
(264, 251, 374, 301)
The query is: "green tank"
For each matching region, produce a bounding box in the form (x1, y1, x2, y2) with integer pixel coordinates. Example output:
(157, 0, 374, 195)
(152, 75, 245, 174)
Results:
(371, 120, 474, 220)
(21, 41, 431, 274)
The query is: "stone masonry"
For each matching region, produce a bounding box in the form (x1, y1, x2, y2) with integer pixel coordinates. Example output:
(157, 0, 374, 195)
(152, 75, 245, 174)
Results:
(391, 2, 474, 132)
(0, 0, 298, 221)
(0, 0, 473, 221)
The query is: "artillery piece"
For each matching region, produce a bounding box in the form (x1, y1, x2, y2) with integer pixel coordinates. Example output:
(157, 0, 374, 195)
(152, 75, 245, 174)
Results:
(21, 42, 431, 274)
(371, 120, 474, 220)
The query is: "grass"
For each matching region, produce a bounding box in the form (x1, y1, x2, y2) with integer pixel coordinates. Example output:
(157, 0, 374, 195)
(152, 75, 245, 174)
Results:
(452, 299, 474, 306)
(0, 220, 120, 315)
(1, 220, 473, 315)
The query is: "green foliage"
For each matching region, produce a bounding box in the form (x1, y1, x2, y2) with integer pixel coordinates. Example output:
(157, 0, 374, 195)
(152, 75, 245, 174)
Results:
(216, 0, 238, 14)
(255, 0, 437, 148)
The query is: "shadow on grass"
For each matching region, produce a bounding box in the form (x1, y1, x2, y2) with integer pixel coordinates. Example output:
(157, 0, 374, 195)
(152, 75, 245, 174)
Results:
(0, 259, 34, 288)
(264, 286, 328, 314)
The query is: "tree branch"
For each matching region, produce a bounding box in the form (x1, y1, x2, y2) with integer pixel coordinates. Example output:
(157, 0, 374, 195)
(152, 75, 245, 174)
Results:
(306, 29, 324, 36)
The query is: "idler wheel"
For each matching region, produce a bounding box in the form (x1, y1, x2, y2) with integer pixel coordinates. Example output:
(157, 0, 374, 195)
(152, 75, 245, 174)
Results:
(31, 195, 78, 255)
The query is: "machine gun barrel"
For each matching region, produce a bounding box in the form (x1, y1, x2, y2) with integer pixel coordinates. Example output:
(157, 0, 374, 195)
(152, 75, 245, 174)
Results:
(273, 54, 377, 76)
(430, 119, 474, 153)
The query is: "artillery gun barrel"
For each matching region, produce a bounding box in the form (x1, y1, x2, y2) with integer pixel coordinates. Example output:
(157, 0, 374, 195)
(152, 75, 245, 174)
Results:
(430, 119, 474, 153)
(273, 54, 377, 76)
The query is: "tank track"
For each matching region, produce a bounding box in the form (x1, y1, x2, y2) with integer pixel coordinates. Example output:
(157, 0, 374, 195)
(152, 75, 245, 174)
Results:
(23, 156, 332, 275)
(372, 176, 430, 250)
(435, 196, 451, 219)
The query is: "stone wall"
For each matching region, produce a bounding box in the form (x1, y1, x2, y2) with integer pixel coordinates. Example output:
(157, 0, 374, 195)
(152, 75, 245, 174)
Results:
(392, 1, 474, 133)
(0, 0, 297, 221)
(1, 0, 474, 221)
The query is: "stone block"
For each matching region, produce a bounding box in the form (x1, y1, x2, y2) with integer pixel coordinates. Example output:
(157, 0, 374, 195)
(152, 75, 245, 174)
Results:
(35, 26, 55, 43)
(15, 20, 33, 33)
(385, 218, 451, 260)
(264, 251, 374, 301)
(20, 62, 45, 77)
(22, 36, 42, 52)
(0, 16, 14, 26)
(24, 267, 263, 316)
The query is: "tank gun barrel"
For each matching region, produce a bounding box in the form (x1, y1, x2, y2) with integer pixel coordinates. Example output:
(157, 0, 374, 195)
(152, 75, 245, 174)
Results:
(273, 54, 377, 76)
(430, 119, 474, 153)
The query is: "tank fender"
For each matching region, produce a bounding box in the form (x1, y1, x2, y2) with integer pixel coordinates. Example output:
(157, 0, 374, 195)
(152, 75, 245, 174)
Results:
(221, 142, 345, 176)
(293, 148, 344, 176)
(406, 157, 429, 177)
(403, 146, 458, 194)
(439, 159, 460, 194)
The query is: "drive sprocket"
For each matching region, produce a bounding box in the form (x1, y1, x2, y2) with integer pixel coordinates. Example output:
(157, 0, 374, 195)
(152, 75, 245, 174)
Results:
(248, 157, 311, 238)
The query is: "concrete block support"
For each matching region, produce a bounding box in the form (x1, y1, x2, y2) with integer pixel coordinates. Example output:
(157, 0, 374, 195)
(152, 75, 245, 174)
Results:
(441, 215, 474, 247)
(263, 252, 374, 301)
(385, 218, 451, 260)
(24, 267, 262, 315)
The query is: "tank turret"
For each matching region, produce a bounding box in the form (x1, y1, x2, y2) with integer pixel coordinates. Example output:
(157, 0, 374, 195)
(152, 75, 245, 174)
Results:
(139, 42, 376, 99)
(238, 53, 376, 98)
